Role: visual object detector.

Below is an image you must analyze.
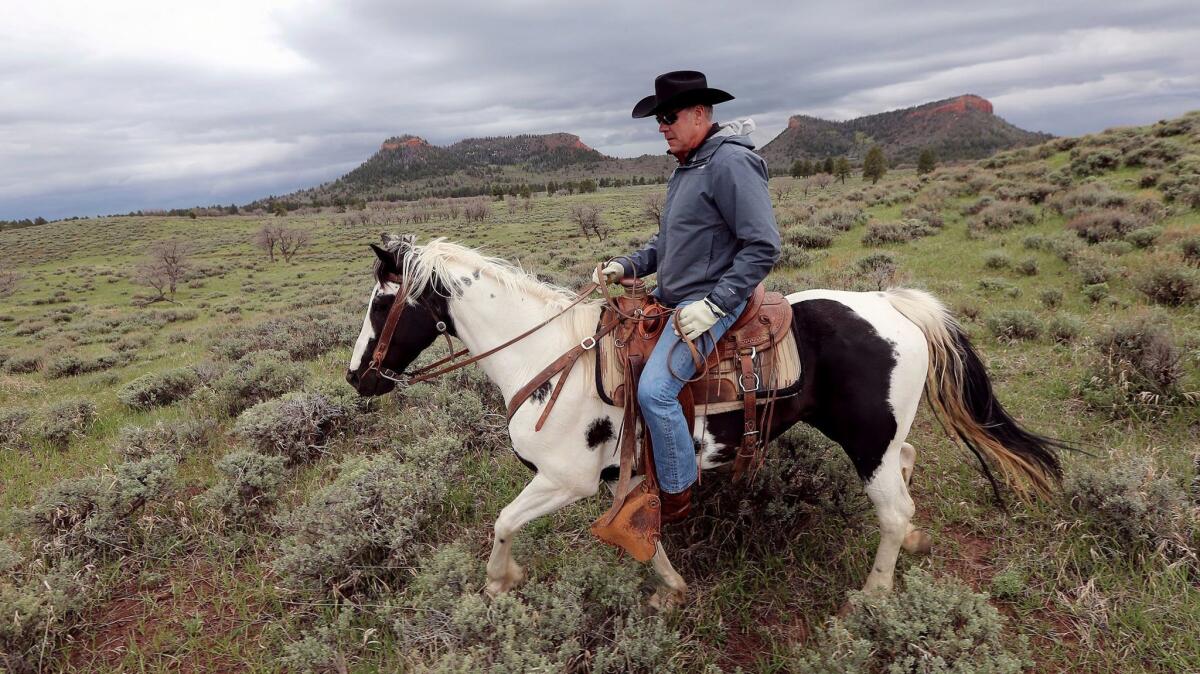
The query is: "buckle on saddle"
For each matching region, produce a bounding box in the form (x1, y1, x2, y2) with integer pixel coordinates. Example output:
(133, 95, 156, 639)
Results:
(737, 345, 759, 393)
(739, 372, 760, 393)
(580, 336, 597, 350)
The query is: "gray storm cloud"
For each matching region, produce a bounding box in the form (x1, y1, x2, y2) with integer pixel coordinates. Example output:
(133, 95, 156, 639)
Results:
(1, 0, 1197, 220)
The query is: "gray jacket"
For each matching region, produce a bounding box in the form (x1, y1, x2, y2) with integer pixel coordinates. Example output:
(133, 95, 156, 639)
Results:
(617, 119, 781, 314)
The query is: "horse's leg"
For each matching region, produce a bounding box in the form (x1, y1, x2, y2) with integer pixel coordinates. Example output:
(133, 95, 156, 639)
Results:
(898, 441, 932, 554)
(602, 477, 689, 610)
(861, 439, 917, 594)
(486, 472, 591, 596)
(648, 543, 688, 610)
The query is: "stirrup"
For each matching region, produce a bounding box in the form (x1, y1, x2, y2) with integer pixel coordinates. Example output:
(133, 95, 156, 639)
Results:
(589, 481, 661, 562)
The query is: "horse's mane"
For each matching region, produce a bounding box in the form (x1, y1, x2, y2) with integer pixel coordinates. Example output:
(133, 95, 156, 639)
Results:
(374, 236, 603, 388)
(376, 237, 595, 311)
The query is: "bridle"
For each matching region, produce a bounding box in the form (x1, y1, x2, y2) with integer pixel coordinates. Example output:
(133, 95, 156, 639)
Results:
(365, 271, 602, 386)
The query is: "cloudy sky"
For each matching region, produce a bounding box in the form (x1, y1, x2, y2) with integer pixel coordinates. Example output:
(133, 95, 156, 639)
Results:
(2, 0, 1198, 221)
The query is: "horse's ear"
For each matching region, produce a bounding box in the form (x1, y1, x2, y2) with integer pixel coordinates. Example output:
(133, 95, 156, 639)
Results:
(370, 243, 396, 272)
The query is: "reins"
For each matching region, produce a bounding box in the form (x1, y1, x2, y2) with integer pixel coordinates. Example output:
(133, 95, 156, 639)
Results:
(366, 271, 604, 385)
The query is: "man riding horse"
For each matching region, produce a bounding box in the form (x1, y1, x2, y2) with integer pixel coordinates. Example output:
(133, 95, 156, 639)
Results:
(594, 70, 781, 523)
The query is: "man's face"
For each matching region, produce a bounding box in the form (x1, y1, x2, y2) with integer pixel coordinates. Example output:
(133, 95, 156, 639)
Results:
(658, 105, 708, 156)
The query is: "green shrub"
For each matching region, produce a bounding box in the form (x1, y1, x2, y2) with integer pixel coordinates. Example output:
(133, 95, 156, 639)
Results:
(1049, 314, 1083, 344)
(855, 252, 899, 290)
(1039, 288, 1063, 308)
(969, 202, 1037, 232)
(1090, 317, 1186, 401)
(272, 450, 452, 597)
(900, 201, 945, 228)
(977, 278, 1020, 297)
(388, 545, 697, 673)
(1066, 210, 1147, 243)
(0, 407, 32, 450)
(0, 556, 98, 668)
(1082, 282, 1110, 304)
(784, 225, 835, 249)
(1125, 227, 1161, 249)
(211, 310, 353, 361)
(117, 367, 199, 409)
(197, 449, 288, 524)
(862, 220, 934, 246)
(3, 354, 41, 374)
(213, 350, 307, 415)
(1137, 267, 1199, 306)
(1015, 257, 1039, 276)
(115, 418, 216, 459)
(28, 455, 177, 559)
(234, 391, 350, 465)
(982, 250, 1011, 270)
(1095, 240, 1134, 257)
(1065, 458, 1195, 562)
(962, 196, 994, 215)
(1072, 255, 1117, 285)
(37, 399, 97, 448)
(1049, 183, 1128, 216)
(791, 568, 1030, 673)
(986, 310, 1042, 341)
(1070, 147, 1120, 177)
(809, 206, 867, 231)
(777, 244, 815, 268)
(1022, 234, 1046, 250)
(1179, 236, 1200, 266)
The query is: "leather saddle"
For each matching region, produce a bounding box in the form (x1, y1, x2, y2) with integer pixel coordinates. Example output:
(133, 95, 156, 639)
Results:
(596, 280, 801, 422)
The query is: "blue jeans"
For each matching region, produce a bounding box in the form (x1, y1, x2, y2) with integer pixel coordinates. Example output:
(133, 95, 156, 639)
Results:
(637, 298, 748, 494)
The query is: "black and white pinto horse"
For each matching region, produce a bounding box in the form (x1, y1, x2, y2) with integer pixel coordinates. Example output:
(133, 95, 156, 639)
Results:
(345, 236, 1064, 609)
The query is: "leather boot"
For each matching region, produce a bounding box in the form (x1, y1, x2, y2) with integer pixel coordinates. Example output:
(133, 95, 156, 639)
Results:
(659, 485, 692, 523)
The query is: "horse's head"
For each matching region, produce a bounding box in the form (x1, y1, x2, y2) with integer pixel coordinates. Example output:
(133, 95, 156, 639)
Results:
(345, 233, 456, 396)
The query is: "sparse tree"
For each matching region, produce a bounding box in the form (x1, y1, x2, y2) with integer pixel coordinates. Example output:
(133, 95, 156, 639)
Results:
(772, 180, 794, 204)
(569, 204, 608, 241)
(0, 270, 21, 297)
(917, 148, 937, 175)
(522, 193, 534, 212)
(255, 223, 283, 261)
(447, 201, 462, 220)
(813, 173, 834, 190)
(506, 195, 518, 215)
(835, 157, 851, 184)
(277, 227, 312, 263)
(862, 145, 888, 184)
(642, 192, 666, 226)
(135, 240, 192, 303)
(464, 198, 491, 222)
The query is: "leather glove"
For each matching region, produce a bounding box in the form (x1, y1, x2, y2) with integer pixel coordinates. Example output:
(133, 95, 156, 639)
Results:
(675, 297, 726, 341)
(591, 261, 624, 284)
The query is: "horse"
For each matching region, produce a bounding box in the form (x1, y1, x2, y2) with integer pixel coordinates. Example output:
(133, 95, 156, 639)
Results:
(344, 234, 1066, 609)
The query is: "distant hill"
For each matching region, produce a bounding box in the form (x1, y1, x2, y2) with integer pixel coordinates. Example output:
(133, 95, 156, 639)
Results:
(759, 95, 1053, 169)
(253, 133, 675, 208)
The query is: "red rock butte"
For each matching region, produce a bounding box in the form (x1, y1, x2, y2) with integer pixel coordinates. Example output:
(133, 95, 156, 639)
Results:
(381, 137, 430, 151)
(541, 133, 594, 152)
(908, 95, 993, 118)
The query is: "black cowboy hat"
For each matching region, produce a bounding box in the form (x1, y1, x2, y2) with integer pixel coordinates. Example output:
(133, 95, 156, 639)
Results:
(631, 70, 734, 119)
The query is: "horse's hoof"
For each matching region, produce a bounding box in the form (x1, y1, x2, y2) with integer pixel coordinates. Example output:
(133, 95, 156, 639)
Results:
(484, 562, 525, 597)
(648, 588, 686, 612)
(902, 529, 932, 555)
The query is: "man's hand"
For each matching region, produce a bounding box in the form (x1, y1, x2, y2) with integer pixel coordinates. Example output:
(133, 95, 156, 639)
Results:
(591, 261, 624, 285)
(676, 297, 725, 341)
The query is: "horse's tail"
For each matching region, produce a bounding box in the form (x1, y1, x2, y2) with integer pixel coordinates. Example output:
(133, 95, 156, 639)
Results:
(884, 288, 1065, 499)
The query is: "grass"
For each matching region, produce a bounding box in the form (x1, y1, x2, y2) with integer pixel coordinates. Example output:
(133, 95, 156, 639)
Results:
(2, 113, 1199, 672)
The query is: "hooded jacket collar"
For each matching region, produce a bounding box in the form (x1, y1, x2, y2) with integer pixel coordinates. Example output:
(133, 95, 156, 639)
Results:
(677, 117, 757, 167)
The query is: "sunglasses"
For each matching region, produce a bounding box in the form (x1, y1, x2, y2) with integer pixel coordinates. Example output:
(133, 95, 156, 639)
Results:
(655, 110, 680, 126)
